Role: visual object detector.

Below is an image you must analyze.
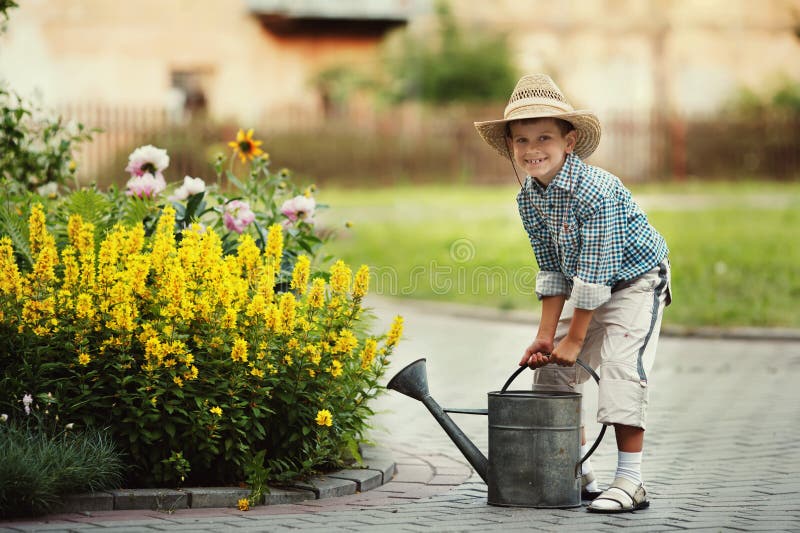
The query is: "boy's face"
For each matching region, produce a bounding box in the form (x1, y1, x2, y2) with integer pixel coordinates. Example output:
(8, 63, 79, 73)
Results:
(507, 118, 577, 185)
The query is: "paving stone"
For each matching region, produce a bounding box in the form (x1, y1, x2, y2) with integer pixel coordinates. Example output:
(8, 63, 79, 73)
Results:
(289, 475, 356, 499)
(183, 486, 252, 508)
(52, 491, 114, 513)
(110, 488, 188, 511)
(392, 464, 434, 484)
(263, 486, 317, 505)
(361, 446, 398, 483)
(327, 468, 384, 492)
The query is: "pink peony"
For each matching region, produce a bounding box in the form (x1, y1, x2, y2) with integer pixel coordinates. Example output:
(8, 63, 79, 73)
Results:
(168, 176, 206, 202)
(126, 172, 167, 199)
(280, 195, 316, 225)
(125, 145, 169, 177)
(224, 200, 256, 234)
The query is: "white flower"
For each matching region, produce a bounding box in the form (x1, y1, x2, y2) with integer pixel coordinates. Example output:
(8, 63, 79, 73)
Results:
(22, 393, 33, 415)
(0, 414, 8, 423)
(280, 195, 316, 224)
(125, 144, 169, 178)
(65, 423, 74, 430)
(168, 176, 206, 202)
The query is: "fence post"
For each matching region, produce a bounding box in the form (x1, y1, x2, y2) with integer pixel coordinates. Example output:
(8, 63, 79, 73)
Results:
(669, 114, 686, 181)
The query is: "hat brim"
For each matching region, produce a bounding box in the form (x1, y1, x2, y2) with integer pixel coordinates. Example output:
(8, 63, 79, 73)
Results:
(474, 110, 601, 161)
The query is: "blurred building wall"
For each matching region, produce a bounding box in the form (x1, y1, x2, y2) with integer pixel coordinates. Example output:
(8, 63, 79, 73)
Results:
(442, 0, 800, 115)
(0, 0, 421, 123)
(1, 0, 798, 120)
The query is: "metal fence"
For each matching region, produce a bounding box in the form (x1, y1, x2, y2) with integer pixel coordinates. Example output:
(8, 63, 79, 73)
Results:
(59, 103, 800, 187)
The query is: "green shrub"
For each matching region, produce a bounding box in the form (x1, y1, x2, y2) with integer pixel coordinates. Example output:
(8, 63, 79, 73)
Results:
(0, 415, 124, 519)
(0, 87, 95, 196)
(380, 0, 518, 104)
(0, 134, 404, 488)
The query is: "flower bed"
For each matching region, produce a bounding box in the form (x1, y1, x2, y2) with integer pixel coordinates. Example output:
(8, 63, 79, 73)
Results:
(0, 131, 403, 494)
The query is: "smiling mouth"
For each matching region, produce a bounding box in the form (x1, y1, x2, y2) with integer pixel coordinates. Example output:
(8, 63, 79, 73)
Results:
(525, 157, 545, 165)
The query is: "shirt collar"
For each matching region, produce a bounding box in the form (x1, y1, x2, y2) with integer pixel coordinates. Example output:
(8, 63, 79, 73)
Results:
(549, 153, 584, 192)
(526, 153, 584, 195)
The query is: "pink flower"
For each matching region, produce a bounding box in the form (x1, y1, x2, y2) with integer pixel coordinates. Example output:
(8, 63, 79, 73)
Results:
(280, 195, 316, 225)
(126, 172, 167, 199)
(125, 145, 169, 177)
(168, 176, 206, 202)
(224, 200, 256, 234)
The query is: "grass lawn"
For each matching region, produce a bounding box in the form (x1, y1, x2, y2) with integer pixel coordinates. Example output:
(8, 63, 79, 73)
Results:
(316, 181, 800, 328)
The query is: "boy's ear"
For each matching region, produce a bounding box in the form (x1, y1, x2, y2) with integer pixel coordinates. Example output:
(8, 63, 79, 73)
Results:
(565, 129, 578, 153)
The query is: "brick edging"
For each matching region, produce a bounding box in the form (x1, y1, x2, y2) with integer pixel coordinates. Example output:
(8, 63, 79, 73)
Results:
(54, 446, 396, 513)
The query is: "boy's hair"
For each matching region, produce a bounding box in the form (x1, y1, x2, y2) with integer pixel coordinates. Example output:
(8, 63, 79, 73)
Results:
(505, 117, 575, 138)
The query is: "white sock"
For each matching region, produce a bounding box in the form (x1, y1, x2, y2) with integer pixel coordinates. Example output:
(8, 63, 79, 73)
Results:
(580, 443, 599, 492)
(589, 451, 645, 510)
(615, 451, 643, 485)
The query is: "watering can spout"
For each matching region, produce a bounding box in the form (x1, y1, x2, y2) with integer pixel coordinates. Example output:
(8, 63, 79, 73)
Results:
(387, 358, 489, 482)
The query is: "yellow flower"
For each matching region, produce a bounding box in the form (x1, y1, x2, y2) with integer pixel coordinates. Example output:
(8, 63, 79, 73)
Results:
(307, 278, 326, 308)
(237, 497, 250, 511)
(330, 359, 343, 378)
(228, 128, 265, 163)
(78, 352, 91, 366)
(290, 255, 310, 294)
(329, 260, 351, 294)
(210, 406, 223, 417)
(0, 237, 24, 300)
(360, 338, 377, 370)
(265, 224, 283, 264)
(334, 329, 358, 356)
(173, 376, 184, 388)
(315, 409, 333, 427)
(386, 315, 404, 347)
(352, 265, 370, 299)
(278, 292, 296, 332)
(283, 354, 293, 366)
(28, 203, 49, 258)
(304, 344, 321, 365)
(222, 307, 237, 329)
(231, 338, 249, 363)
(250, 367, 265, 378)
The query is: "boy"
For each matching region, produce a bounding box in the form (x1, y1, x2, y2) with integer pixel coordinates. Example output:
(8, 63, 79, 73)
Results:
(474, 74, 671, 513)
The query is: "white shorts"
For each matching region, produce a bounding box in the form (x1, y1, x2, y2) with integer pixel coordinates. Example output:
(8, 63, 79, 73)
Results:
(533, 261, 671, 430)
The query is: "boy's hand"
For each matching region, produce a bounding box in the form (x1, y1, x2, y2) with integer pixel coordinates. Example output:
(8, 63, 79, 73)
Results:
(550, 337, 582, 366)
(520, 338, 554, 368)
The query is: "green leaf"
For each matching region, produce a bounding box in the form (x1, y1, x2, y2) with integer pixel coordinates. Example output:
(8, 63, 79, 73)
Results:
(0, 201, 32, 269)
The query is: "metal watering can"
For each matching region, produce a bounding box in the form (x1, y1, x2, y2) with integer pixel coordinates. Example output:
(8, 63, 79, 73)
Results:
(387, 358, 606, 508)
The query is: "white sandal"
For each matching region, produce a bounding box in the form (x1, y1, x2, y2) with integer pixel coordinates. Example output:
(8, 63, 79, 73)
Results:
(587, 477, 650, 513)
(581, 471, 602, 501)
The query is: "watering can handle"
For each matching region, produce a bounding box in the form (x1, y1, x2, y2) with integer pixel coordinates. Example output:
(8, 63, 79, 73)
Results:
(500, 357, 607, 478)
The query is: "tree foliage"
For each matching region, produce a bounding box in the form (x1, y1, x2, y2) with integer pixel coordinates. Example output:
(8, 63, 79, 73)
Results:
(381, 1, 518, 104)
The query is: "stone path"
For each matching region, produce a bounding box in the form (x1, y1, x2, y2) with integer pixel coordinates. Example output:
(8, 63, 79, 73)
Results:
(2, 297, 800, 531)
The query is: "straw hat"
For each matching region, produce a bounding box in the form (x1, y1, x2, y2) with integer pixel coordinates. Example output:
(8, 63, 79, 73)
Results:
(474, 74, 601, 160)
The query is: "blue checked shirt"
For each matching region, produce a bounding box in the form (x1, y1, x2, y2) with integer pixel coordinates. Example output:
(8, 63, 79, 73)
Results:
(517, 154, 668, 309)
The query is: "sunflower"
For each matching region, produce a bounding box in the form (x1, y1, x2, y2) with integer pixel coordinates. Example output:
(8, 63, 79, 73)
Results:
(228, 128, 266, 163)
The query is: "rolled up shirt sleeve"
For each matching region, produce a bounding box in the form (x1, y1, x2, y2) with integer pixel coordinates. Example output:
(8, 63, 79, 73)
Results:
(536, 270, 570, 300)
(570, 195, 626, 309)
